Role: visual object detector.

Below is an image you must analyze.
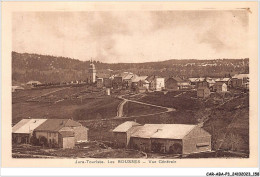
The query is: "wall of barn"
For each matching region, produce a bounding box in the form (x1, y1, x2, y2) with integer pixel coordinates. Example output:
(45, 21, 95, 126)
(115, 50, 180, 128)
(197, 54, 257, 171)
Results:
(62, 137, 75, 149)
(12, 133, 30, 144)
(113, 132, 127, 148)
(130, 137, 151, 152)
(151, 139, 182, 153)
(182, 127, 211, 154)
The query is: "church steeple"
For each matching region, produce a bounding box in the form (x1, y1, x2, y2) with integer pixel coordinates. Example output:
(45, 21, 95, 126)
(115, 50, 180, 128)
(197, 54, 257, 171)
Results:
(88, 58, 96, 84)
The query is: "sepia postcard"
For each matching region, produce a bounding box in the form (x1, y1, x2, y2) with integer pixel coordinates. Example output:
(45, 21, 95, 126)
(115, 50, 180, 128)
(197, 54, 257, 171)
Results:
(1, 1, 259, 168)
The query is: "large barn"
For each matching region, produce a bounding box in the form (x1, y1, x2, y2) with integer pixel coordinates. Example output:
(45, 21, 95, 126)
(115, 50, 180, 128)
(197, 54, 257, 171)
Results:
(113, 122, 211, 154)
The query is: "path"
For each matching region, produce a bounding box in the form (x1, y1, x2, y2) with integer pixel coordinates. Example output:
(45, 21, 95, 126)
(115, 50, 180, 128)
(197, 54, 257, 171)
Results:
(26, 87, 68, 102)
(116, 94, 175, 119)
(117, 99, 128, 117)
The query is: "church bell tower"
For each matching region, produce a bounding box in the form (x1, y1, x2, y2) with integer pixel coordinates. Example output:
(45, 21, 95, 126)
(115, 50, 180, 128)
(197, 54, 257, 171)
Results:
(88, 60, 96, 83)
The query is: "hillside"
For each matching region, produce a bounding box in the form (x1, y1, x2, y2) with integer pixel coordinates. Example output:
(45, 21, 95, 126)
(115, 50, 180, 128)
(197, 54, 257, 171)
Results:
(12, 52, 249, 84)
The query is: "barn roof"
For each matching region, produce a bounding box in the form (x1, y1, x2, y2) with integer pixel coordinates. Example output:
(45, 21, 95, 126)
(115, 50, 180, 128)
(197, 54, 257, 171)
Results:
(131, 124, 164, 138)
(131, 124, 197, 139)
(113, 121, 141, 132)
(12, 119, 47, 134)
(34, 119, 82, 132)
(151, 124, 196, 139)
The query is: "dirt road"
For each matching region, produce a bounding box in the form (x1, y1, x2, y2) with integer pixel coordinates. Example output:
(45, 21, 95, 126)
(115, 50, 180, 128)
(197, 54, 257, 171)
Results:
(116, 95, 175, 118)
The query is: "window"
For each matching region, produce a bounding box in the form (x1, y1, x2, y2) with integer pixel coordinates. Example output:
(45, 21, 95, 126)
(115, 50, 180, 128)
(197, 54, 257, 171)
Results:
(196, 143, 209, 148)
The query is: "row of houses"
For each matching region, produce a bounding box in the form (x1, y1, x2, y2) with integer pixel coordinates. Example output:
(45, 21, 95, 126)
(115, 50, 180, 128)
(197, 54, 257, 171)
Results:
(12, 119, 88, 149)
(95, 73, 249, 93)
(96, 72, 165, 92)
(112, 121, 211, 154)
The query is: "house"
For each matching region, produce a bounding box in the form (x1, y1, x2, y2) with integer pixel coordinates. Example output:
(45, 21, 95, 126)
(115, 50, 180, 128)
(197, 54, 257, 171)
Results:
(215, 78, 232, 87)
(231, 74, 249, 88)
(12, 119, 47, 144)
(147, 76, 165, 91)
(26, 81, 42, 87)
(112, 76, 123, 89)
(189, 78, 205, 86)
(197, 80, 210, 98)
(197, 87, 210, 98)
(205, 78, 216, 87)
(212, 82, 228, 92)
(122, 72, 135, 88)
(97, 78, 103, 88)
(197, 80, 209, 88)
(34, 119, 88, 149)
(12, 86, 24, 92)
(112, 121, 141, 148)
(103, 78, 112, 88)
(131, 75, 149, 92)
(165, 77, 191, 90)
(114, 122, 211, 154)
(165, 77, 181, 90)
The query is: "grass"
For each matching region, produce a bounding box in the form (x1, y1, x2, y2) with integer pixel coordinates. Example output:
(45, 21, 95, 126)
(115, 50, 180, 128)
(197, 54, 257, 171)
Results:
(12, 142, 145, 158)
(12, 86, 121, 124)
(12, 87, 249, 157)
(122, 101, 167, 117)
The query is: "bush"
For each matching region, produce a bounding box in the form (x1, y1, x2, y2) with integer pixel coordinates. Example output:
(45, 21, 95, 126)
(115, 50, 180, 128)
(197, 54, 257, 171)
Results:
(30, 136, 39, 146)
(39, 136, 48, 147)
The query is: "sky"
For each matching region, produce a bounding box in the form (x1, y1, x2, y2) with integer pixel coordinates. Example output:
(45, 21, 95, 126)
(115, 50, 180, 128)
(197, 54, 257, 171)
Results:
(12, 10, 249, 63)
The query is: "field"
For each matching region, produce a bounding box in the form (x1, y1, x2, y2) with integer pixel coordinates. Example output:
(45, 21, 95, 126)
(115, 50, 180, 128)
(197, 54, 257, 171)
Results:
(12, 86, 122, 124)
(122, 102, 167, 117)
(12, 86, 249, 157)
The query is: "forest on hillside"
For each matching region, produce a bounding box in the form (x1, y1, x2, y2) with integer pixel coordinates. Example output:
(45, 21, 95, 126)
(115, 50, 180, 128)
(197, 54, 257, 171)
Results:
(12, 52, 249, 84)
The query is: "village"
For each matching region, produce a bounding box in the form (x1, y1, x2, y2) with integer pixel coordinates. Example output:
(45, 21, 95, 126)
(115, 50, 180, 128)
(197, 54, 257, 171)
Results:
(12, 61, 249, 158)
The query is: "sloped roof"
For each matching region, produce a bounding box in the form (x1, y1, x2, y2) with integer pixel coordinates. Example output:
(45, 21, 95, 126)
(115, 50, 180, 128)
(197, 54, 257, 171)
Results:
(214, 82, 227, 86)
(34, 119, 82, 132)
(12, 119, 47, 134)
(131, 124, 165, 138)
(167, 77, 185, 83)
(132, 75, 148, 82)
(146, 75, 156, 82)
(26, 81, 42, 85)
(215, 78, 231, 82)
(151, 124, 196, 139)
(113, 121, 141, 132)
(189, 78, 205, 82)
(232, 74, 249, 79)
